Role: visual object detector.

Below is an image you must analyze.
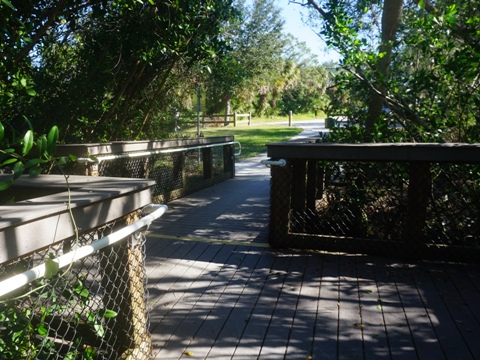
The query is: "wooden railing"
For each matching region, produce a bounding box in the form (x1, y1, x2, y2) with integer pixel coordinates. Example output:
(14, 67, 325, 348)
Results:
(183, 112, 252, 127)
(265, 142, 480, 263)
(55, 136, 238, 203)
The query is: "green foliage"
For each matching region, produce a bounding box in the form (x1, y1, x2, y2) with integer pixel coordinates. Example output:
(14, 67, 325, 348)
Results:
(0, 0, 238, 142)
(304, 0, 480, 143)
(203, 0, 332, 118)
(0, 123, 63, 190)
(0, 274, 117, 359)
(280, 64, 330, 115)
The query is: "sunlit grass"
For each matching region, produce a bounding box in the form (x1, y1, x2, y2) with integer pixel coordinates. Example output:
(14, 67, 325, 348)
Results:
(183, 123, 303, 160)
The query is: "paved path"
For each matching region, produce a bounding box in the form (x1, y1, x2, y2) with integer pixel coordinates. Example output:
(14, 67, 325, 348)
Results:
(145, 120, 480, 359)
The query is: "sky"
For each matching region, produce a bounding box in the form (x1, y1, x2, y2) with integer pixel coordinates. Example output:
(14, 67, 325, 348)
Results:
(276, 1, 341, 63)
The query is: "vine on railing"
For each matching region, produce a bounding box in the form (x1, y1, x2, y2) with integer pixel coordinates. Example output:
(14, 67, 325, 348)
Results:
(0, 123, 123, 359)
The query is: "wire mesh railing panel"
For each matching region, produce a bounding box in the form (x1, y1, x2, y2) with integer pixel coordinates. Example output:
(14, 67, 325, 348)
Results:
(291, 161, 409, 240)
(82, 145, 233, 203)
(270, 158, 480, 261)
(0, 212, 151, 359)
(426, 163, 480, 247)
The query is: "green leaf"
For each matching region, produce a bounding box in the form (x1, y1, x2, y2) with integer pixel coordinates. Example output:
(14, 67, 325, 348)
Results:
(37, 323, 48, 336)
(418, 0, 425, 9)
(47, 126, 59, 156)
(56, 156, 67, 166)
(94, 323, 105, 337)
(0, 122, 4, 142)
(75, 284, 90, 298)
(2, 0, 16, 10)
(86, 311, 95, 323)
(13, 161, 25, 180)
(68, 154, 78, 162)
(28, 165, 42, 178)
(1, 158, 17, 166)
(25, 158, 43, 168)
(37, 135, 47, 156)
(84, 347, 98, 359)
(22, 130, 34, 156)
(45, 258, 59, 279)
(22, 115, 33, 131)
(0, 180, 13, 191)
(25, 88, 36, 96)
(100, 309, 118, 319)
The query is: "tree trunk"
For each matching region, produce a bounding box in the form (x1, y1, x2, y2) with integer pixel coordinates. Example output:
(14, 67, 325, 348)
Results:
(366, 0, 404, 137)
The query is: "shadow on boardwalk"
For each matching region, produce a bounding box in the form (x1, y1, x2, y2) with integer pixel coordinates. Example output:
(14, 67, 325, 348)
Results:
(145, 147, 480, 359)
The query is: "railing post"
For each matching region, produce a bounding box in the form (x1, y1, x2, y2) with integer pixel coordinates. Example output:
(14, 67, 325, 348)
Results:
(248, 112, 251, 126)
(223, 143, 234, 177)
(403, 162, 431, 245)
(269, 160, 291, 247)
(81, 162, 98, 176)
(290, 160, 307, 233)
(234, 113, 237, 127)
(289, 111, 293, 126)
(172, 152, 186, 189)
(101, 213, 151, 359)
(202, 147, 213, 179)
(306, 160, 318, 215)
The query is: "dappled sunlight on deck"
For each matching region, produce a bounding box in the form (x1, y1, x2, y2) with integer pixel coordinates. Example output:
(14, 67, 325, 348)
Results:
(145, 142, 480, 359)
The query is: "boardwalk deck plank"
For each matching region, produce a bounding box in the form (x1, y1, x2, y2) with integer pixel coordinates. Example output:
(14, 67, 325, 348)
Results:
(144, 147, 480, 360)
(337, 255, 364, 360)
(258, 252, 307, 359)
(150, 242, 237, 358)
(283, 252, 322, 360)
(374, 258, 417, 360)
(231, 252, 293, 358)
(396, 263, 446, 360)
(147, 240, 210, 312)
(356, 257, 390, 359)
(206, 248, 277, 359)
(175, 246, 263, 359)
(416, 264, 477, 360)
(312, 254, 340, 360)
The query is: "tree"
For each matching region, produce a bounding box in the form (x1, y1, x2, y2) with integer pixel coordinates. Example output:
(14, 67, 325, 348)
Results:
(296, 0, 480, 142)
(280, 63, 329, 115)
(204, 0, 288, 116)
(0, 0, 239, 142)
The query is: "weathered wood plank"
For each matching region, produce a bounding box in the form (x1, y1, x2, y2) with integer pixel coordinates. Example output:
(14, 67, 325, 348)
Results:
(150, 243, 234, 357)
(258, 252, 307, 359)
(230, 252, 292, 358)
(337, 255, 364, 360)
(312, 254, 341, 360)
(147, 240, 210, 309)
(356, 257, 390, 359)
(206, 249, 278, 359)
(396, 263, 446, 360)
(415, 263, 476, 359)
(374, 258, 417, 360)
(283, 252, 322, 359)
(146, 240, 480, 360)
(174, 246, 263, 359)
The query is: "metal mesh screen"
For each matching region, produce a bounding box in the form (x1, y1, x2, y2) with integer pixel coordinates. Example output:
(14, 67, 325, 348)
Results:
(270, 159, 480, 261)
(0, 212, 151, 359)
(96, 147, 228, 202)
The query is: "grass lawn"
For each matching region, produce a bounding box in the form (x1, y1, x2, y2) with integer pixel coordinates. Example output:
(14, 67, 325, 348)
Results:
(182, 123, 303, 160)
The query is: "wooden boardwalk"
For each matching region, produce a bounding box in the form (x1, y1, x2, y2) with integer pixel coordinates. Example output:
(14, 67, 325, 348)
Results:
(145, 151, 480, 360)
